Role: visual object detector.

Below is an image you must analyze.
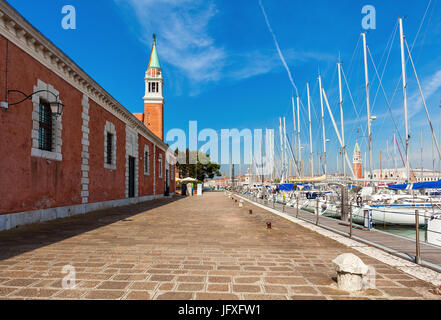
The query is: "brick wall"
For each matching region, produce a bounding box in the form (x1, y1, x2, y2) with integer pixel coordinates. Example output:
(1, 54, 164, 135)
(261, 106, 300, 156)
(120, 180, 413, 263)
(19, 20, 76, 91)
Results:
(0, 31, 174, 216)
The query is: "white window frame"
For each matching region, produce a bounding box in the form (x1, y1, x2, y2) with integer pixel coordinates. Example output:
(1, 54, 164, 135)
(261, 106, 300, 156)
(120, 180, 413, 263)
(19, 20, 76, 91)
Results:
(104, 121, 117, 170)
(31, 79, 63, 161)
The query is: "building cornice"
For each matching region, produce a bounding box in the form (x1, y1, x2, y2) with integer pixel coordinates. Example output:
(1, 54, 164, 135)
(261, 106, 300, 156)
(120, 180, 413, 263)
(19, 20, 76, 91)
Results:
(0, 1, 170, 152)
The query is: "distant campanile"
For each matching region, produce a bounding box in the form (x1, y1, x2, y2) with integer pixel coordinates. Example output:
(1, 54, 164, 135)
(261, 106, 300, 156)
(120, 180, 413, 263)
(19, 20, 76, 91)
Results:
(352, 141, 362, 179)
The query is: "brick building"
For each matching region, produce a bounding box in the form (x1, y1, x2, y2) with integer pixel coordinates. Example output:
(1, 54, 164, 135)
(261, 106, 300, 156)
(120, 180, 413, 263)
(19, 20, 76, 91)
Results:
(0, 2, 175, 231)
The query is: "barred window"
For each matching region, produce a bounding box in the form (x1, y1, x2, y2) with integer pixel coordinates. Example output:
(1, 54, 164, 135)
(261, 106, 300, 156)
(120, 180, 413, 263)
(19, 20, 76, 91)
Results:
(38, 102, 52, 151)
(158, 154, 163, 179)
(106, 133, 113, 165)
(144, 148, 150, 175)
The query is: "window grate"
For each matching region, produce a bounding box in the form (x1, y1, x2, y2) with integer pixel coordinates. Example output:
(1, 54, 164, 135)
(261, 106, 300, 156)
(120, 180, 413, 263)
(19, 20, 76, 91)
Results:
(38, 102, 52, 151)
(145, 150, 150, 174)
(106, 133, 113, 165)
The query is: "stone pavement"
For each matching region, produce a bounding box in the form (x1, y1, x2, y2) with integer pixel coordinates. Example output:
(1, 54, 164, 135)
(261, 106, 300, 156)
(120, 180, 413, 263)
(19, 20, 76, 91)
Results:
(0, 192, 439, 300)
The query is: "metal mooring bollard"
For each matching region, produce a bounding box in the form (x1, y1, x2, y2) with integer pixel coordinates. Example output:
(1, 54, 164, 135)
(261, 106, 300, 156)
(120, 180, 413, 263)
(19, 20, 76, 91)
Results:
(266, 221, 272, 229)
(249, 209, 253, 215)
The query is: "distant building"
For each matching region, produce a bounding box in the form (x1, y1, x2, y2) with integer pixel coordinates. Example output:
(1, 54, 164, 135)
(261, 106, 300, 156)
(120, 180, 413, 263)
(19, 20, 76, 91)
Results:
(364, 168, 441, 182)
(353, 142, 363, 179)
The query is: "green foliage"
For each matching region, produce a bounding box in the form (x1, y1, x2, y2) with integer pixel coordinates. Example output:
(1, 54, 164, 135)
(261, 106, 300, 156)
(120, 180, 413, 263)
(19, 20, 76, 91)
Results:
(176, 149, 221, 182)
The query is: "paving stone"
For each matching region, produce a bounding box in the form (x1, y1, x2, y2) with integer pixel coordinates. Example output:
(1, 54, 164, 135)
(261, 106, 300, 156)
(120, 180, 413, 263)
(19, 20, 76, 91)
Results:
(264, 277, 308, 285)
(234, 277, 260, 284)
(85, 290, 125, 299)
(195, 293, 239, 300)
(156, 292, 193, 300)
(177, 283, 204, 291)
(264, 285, 288, 294)
(207, 284, 229, 292)
(381, 287, 423, 298)
(55, 289, 88, 299)
(3, 279, 38, 287)
(124, 291, 151, 300)
(232, 284, 261, 293)
(208, 276, 232, 283)
(0, 287, 18, 297)
(97, 281, 131, 290)
(12, 288, 59, 298)
(244, 294, 287, 300)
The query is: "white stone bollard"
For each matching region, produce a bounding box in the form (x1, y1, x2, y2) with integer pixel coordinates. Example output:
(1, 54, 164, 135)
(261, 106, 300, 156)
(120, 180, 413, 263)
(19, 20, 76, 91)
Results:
(239, 200, 244, 208)
(332, 253, 369, 292)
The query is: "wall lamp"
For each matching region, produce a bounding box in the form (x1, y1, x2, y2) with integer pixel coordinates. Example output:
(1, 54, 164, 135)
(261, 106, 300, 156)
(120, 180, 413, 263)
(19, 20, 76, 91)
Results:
(1, 89, 65, 117)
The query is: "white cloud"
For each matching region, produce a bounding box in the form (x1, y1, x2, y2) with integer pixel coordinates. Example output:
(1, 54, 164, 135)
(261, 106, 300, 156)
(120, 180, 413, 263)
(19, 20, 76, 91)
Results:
(115, 0, 226, 82)
(408, 68, 441, 119)
(115, 0, 334, 91)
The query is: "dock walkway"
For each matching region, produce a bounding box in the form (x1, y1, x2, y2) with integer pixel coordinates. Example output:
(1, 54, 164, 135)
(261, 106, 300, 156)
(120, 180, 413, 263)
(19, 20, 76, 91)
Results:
(241, 194, 441, 271)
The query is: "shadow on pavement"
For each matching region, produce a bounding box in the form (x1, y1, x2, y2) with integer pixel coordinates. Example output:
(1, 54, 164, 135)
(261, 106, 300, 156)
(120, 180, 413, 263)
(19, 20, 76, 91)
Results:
(0, 195, 186, 261)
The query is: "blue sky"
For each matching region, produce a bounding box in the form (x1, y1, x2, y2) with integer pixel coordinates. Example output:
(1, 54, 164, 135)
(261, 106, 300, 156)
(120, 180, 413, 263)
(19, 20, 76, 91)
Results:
(8, 0, 441, 176)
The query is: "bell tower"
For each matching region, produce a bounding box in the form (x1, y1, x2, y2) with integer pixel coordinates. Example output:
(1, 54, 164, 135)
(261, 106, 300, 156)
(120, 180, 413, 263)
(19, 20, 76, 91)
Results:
(143, 34, 164, 140)
(352, 141, 362, 179)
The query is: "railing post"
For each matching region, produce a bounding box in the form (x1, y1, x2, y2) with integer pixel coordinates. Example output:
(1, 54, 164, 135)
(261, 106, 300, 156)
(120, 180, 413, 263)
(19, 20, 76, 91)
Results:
(349, 200, 353, 238)
(296, 194, 299, 218)
(316, 197, 319, 226)
(415, 210, 422, 264)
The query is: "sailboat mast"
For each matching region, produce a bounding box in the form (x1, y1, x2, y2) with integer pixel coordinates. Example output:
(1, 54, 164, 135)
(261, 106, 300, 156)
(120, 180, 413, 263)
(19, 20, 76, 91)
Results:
(307, 82, 313, 177)
(283, 117, 287, 181)
(283, 117, 288, 181)
(393, 132, 397, 177)
(279, 117, 284, 182)
(420, 129, 423, 178)
(318, 75, 327, 176)
(292, 96, 297, 173)
(297, 96, 301, 177)
(362, 33, 373, 182)
(398, 18, 410, 182)
(338, 61, 346, 179)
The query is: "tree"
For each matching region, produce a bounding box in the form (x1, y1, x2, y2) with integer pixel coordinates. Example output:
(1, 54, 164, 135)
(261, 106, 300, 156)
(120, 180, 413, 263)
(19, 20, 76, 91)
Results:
(176, 149, 221, 182)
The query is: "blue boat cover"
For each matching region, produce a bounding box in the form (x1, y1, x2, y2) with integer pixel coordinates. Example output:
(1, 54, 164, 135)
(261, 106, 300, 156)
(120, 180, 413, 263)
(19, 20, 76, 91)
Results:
(388, 179, 441, 190)
(278, 183, 311, 191)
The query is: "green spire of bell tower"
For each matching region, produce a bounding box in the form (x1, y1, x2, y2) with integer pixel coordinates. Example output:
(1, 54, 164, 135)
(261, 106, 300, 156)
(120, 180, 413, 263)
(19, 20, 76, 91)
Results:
(354, 141, 360, 153)
(148, 34, 161, 70)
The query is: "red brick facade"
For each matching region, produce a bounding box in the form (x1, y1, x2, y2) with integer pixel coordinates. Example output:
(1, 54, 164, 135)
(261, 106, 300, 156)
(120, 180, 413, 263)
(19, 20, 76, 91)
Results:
(0, 2, 175, 230)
